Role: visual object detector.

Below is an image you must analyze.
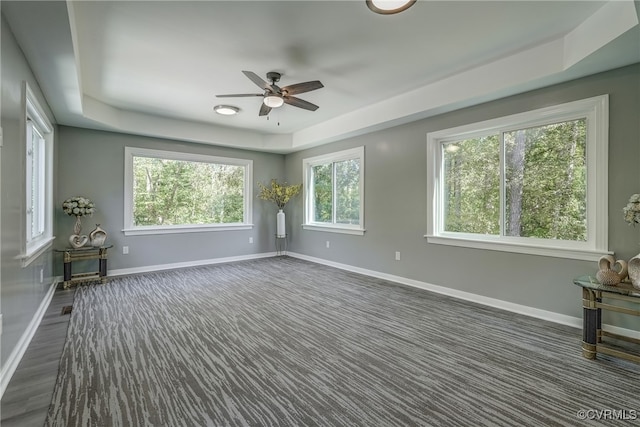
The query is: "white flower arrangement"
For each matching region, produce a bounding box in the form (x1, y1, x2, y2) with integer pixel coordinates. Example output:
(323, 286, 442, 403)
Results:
(623, 193, 640, 226)
(62, 196, 95, 217)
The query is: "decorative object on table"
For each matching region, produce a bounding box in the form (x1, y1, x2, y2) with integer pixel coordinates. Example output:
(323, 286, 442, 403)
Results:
(62, 196, 95, 248)
(622, 194, 640, 289)
(257, 179, 302, 238)
(623, 193, 640, 226)
(89, 224, 108, 247)
(628, 254, 640, 290)
(595, 255, 627, 286)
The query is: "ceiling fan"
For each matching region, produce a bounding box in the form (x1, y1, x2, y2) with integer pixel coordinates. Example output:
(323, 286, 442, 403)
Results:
(216, 71, 324, 117)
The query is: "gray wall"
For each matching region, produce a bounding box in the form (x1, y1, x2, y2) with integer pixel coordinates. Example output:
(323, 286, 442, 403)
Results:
(56, 126, 285, 273)
(284, 64, 640, 323)
(1, 14, 57, 366)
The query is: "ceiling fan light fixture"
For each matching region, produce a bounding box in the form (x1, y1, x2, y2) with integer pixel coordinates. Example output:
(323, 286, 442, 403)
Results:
(264, 94, 284, 108)
(366, 0, 416, 14)
(214, 105, 240, 115)
(217, 71, 322, 116)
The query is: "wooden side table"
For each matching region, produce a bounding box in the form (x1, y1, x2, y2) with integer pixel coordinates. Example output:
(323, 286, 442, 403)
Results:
(56, 245, 113, 289)
(574, 276, 640, 363)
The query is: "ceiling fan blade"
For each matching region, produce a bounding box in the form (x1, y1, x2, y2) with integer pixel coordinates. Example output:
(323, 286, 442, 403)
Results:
(259, 103, 272, 116)
(216, 93, 263, 98)
(284, 96, 319, 111)
(281, 81, 324, 96)
(243, 71, 277, 93)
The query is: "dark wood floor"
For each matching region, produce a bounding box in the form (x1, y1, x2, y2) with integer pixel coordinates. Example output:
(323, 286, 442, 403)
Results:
(1, 288, 75, 427)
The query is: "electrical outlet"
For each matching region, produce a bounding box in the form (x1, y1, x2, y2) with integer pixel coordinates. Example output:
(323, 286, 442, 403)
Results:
(249, 237, 253, 244)
(123, 246, 129, 255)
(40, 268, 44, 283)
(395, 251, 401, 261)
(326, 241, 330, 248)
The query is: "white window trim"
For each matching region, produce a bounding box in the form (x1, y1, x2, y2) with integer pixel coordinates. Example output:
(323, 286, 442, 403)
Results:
(302, 146, 365, 235)
(426, 95, 609, 261)
(20, 82, 55, 267)
(123, 147, 253, 236)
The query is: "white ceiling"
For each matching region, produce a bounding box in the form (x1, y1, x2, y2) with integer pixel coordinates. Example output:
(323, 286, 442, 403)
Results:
(3, 1, 639, 153)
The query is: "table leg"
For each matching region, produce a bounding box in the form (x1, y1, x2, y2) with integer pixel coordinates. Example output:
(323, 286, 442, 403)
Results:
(63, 251, 72, 290)
(596, 290, 603, 343)
(99, 248, 108, 284)
(582, 288, 598, 359)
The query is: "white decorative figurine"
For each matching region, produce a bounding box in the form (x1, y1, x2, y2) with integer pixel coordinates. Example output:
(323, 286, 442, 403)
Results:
(627, 255, 640, 290)
(596, 255, 628, 286)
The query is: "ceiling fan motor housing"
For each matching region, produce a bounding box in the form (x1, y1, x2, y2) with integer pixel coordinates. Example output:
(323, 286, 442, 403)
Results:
(266, 71, 281, 84)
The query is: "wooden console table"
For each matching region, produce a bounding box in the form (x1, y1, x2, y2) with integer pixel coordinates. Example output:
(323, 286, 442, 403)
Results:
(574, 276, 640, 363)
(56, 245, 113, 289)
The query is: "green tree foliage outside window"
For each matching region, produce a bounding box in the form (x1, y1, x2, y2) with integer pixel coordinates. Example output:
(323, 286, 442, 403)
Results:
(443, 119, 587, 241)
(313, 164, 333, 222)
(133, 156, 245, 226)
(312, 159, 360, 225)
(443, 135, 500, 234)
(335, 159, 360, 224)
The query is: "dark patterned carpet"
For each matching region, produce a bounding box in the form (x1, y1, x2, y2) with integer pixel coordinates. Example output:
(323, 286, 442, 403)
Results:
(46, 257, 639, 426)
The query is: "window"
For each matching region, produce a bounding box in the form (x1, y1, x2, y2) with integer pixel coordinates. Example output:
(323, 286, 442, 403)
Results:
(123, 147, 253, 235)
(426, 95, 608, 261)
(27, 121, 46, 240)
(22, 82, 54, 266)
(303, 147, 365, 235)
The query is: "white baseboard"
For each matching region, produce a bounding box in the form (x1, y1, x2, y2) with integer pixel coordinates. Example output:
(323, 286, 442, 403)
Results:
(287, 252, 640, 340)
(54, 252, 279, 285)
(0, 280, 58, 400)
(107, 251, 278, 277)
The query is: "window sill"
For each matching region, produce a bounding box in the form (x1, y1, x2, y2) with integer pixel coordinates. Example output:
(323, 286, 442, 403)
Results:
(302, 224, 365, 236)
(19, 236, 55, 267)
(123, 224, 253, 236)
(425, 234, 611, 262)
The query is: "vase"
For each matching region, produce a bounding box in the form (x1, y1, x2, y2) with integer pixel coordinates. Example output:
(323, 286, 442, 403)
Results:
(276, 209, 286, 238)
(90, 224, 108, 247)
(628, 254, 640, 290)
(73, 215, 82, 235)
(69, 216, 88, 248)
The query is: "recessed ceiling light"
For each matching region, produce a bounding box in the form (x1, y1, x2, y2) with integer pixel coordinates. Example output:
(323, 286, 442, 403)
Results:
(366, 0, 416, 15)
(213, 105, 240, 116)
